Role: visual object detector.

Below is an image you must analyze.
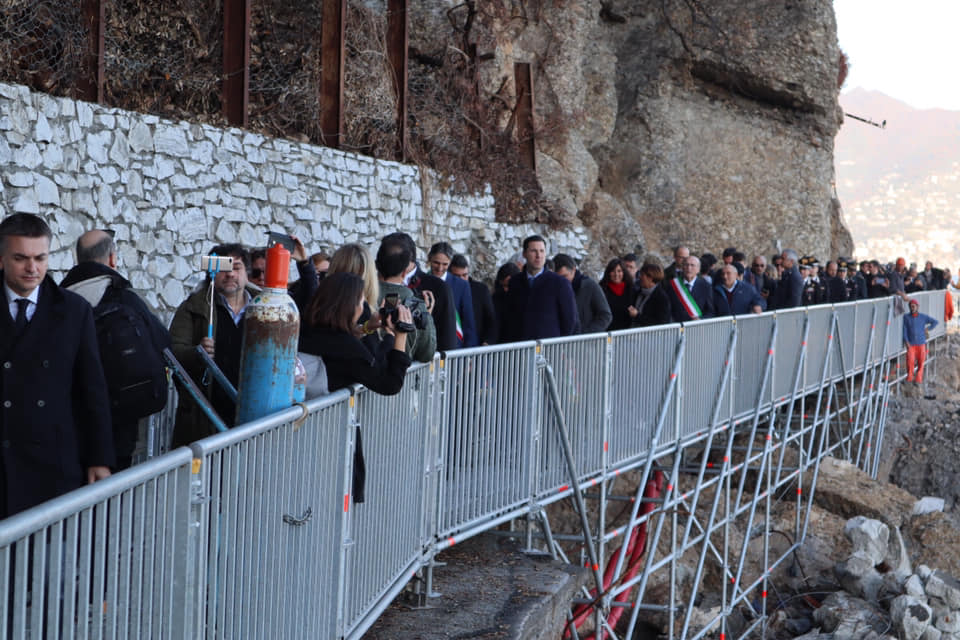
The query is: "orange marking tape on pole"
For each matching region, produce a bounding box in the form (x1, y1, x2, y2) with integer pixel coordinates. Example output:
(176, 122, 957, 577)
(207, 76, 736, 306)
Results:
(343, 495, 350, 513)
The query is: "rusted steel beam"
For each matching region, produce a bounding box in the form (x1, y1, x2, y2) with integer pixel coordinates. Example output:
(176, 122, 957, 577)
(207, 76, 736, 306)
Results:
(514, 62, 536, 173)
(387, 0, 408, 161)
(469, 43, 482, 151)
(78, 0, 104, 103)
(320, 0, 347, 148)
(222, 0, 251, 127)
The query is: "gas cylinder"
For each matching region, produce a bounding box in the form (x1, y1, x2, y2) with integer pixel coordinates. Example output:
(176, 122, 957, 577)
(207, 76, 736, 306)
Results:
(235, 243, 301, 424)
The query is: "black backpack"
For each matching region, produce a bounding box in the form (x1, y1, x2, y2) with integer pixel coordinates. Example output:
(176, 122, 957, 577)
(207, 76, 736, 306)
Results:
(93, 300, 168, 423)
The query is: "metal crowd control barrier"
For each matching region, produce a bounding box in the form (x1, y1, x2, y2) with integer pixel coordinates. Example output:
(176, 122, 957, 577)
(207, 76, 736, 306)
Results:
(0, 291, 947, 640)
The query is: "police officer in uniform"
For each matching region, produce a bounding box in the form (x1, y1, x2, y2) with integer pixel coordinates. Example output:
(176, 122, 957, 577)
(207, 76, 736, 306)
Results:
(800, 258, 825, 306)
(823, 260, 848, 304)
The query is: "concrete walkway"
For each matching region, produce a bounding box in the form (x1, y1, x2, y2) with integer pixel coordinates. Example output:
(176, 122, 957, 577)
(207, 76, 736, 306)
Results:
(365, 532, 589, 639)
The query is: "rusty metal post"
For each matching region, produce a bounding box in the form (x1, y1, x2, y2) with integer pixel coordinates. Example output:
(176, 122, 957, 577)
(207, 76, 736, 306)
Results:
(222, 0, 251, 127)
(78, 0, 104, 102)
(514, 62, 536, 172)
(321, 0, 347, 148)
(469, 44, 483, 151)
(387, 0, 408, 161)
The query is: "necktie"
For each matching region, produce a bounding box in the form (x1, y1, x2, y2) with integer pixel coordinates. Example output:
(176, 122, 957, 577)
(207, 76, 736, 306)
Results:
(14, 298, 28, 334)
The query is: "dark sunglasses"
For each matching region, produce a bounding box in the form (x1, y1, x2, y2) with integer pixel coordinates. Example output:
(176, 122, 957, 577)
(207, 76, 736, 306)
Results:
(752, 263, 764, 268)
(250, 268, 264, 279)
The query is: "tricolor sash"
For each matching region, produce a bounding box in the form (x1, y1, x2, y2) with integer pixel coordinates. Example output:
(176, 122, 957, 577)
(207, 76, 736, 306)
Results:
(669, 278, 702, 320)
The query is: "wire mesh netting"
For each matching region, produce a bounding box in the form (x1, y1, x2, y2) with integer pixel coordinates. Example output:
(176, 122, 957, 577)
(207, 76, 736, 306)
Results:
(103, 0, 224, 124)
(249, 0, 323, 142)
(0, 0, 87, 97)
(342, 0, 397, 158)
(0, 0, 553, 224)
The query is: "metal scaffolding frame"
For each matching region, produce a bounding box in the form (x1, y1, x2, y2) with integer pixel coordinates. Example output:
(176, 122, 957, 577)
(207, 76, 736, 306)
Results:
(0, 292, 945, 639)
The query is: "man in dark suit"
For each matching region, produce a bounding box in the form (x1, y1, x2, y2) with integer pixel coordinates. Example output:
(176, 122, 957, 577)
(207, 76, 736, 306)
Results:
(920, 261, 945, 290)
(822, 261, 849, 304)
(713, 265, 763, 316)
(499, 235, 577, 341)
(387, 233, 458, 352)
(664, 255, 714, 322)
(553, 253, 612, 334)
(773, 249, 803, 310)
(0, 214, 114, 518)
(744, 254, 776, 310)
(428, 242, 478, 348)
(449, 254, 498, 345)
(663, 245, 690, 281)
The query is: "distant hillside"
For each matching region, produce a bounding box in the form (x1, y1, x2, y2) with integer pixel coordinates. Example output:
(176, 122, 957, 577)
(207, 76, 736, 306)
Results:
(835, 88, 960, 268)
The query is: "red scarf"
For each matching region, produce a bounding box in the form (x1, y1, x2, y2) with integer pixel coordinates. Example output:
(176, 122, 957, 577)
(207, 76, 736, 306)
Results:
(607, 281, 626, 296)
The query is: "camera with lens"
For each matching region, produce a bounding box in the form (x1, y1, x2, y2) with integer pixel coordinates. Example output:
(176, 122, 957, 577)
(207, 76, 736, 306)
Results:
(379, 293, 417, 333)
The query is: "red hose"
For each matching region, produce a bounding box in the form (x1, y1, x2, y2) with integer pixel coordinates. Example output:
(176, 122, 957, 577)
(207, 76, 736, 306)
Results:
(565, 470, 665, 639)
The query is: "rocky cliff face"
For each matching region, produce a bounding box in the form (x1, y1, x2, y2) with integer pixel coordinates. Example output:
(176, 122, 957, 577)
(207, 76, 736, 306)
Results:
(407, 0, 853, 268)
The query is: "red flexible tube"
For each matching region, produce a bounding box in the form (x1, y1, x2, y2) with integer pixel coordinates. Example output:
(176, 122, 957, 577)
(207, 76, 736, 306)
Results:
(565, 470, 665, 639)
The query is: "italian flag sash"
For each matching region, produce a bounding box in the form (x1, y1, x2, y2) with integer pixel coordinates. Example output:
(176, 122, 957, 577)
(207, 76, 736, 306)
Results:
(455, 310, 464, 343)
(669, 278, 702, 320)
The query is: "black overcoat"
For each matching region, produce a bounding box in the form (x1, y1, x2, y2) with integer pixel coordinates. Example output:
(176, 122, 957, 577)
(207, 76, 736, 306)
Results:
(0, 275, 114, 518)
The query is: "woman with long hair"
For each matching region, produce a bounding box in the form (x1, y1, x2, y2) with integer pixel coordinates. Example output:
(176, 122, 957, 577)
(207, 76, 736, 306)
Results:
(299, 272, 412, 396)
(299, 272, 412, 504)
(600, 258, 634, 331)
(328, 243, 379, 310)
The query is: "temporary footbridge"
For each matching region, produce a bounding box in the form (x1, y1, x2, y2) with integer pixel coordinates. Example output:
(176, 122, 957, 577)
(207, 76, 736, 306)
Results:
(0, 291, 946, 639)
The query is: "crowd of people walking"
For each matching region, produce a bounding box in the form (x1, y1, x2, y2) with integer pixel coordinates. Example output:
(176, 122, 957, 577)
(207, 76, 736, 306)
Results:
(0, 211, 952, 519)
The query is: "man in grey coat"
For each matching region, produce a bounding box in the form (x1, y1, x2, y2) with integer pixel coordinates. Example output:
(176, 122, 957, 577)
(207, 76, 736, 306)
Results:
(554, 254, 612, 334)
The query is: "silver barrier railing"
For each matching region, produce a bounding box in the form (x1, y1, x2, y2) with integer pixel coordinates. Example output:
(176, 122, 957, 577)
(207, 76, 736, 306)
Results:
(189, 391, 353, 640)
(0, 291, 947, 640)
(0, 449, 197, 640)
(435, 342, 539, 541)
(343, 362, 435, 637)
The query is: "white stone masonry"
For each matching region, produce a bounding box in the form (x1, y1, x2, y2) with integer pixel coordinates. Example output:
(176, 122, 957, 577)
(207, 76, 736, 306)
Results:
(0, 82, 590, 322)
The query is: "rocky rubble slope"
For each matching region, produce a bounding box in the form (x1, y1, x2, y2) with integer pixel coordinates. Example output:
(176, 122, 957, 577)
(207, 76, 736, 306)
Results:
(754, 333, 960, 639)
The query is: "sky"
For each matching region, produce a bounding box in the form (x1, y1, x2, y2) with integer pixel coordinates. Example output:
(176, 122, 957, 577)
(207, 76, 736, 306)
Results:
(834, 0, 960, 110)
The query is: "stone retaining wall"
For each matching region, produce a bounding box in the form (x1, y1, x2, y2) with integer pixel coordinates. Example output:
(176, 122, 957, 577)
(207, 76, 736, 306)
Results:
(0, 82, 590, 322)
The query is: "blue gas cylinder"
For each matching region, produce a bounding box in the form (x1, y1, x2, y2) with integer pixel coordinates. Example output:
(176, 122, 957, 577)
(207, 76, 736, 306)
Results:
(235, 244, 301, 423)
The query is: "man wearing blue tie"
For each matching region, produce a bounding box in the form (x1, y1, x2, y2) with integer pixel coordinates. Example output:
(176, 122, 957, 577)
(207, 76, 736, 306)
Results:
(0, 213, 114, 519)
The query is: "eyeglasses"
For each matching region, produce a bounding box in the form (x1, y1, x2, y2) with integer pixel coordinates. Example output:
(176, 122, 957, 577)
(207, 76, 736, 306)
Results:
(250, 268, 264, 279)
(752, 263, 764, 268)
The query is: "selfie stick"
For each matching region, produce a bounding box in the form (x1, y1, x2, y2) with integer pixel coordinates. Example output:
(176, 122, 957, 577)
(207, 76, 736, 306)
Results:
(206, 252, 227, 339)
